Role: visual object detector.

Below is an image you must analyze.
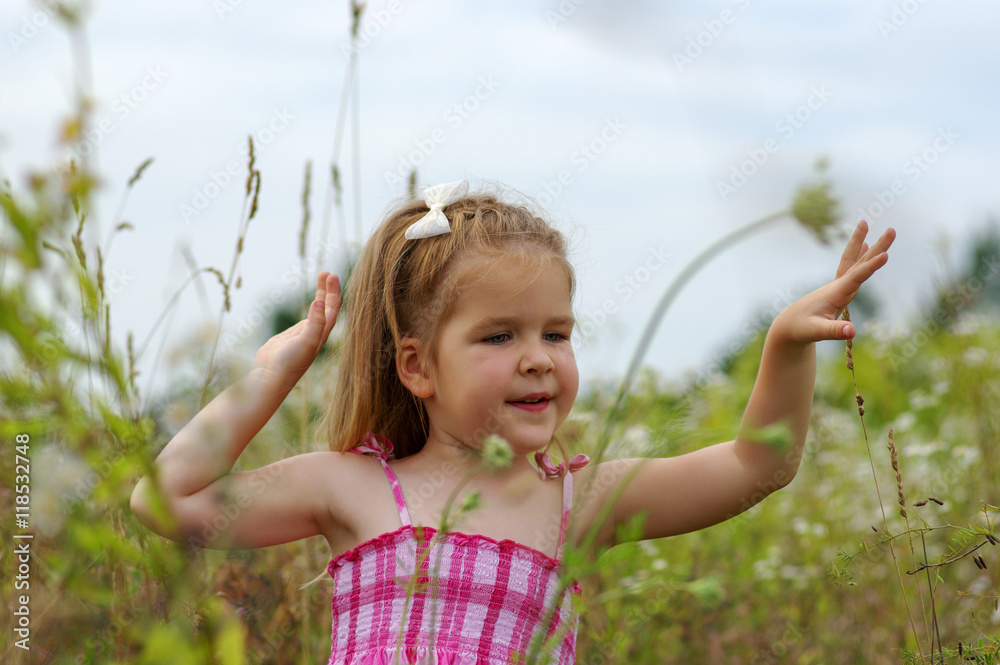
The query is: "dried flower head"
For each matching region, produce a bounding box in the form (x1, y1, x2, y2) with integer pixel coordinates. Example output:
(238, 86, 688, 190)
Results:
(791, 160, 840, 244)
(480, 434, 513, 471)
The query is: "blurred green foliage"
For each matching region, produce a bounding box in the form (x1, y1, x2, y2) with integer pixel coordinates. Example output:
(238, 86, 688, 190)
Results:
(2, 7, 998, 664)
(4, 151, 999, 662)
(571, 312, 1000, 663)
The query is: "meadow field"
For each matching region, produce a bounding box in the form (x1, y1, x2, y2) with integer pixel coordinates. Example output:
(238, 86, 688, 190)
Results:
(2, 5, 998, 663)
(2, 138, 998, 662)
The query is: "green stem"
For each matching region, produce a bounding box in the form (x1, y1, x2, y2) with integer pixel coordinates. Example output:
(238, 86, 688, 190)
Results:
(597, 210, 790, 450)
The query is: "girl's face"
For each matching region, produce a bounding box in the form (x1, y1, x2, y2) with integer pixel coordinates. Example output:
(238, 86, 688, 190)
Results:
(421, 255, 579, 458)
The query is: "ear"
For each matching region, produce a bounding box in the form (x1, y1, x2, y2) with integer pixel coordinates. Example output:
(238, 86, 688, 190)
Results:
(396, 337, 434, 399)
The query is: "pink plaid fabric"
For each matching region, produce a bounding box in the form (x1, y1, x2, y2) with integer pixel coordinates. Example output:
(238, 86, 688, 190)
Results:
(326, 434, 583, 665)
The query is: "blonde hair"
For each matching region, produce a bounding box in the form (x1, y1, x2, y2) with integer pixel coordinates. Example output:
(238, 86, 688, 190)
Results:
(323, 190, 574, 459)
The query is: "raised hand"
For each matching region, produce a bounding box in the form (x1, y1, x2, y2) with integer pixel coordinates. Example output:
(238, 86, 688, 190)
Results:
(252, 271, 342, 390)
(774, 221, 895, 344)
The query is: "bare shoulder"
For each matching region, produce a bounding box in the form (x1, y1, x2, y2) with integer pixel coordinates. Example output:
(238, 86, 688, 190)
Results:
(136, 449, 389, 550)
(567, 457, 648, 549)
(280, 449, 382, 504)
(294, 449, 396, 526)
(572, 457, 643, 506)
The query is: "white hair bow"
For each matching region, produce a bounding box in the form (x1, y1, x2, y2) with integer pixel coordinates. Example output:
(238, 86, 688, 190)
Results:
(404, 180, 469, 240)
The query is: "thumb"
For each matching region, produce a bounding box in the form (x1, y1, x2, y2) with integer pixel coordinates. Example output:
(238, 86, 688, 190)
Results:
(310, 298, 325, 319)
(302, 299, 326, 340)
(798, 318, 855, 342)
(834, 320, 855, 340)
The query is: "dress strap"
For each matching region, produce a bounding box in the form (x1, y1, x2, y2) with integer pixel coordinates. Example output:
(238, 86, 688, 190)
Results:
(349, 433, 412, 528)
(555, 457, 589, 559)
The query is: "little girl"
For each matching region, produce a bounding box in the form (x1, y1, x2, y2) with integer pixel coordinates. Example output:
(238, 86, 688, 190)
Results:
(131, 180, 895, 664)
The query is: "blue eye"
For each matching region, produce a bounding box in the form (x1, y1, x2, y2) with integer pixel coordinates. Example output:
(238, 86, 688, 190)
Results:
(543, 332, 569, 343)
(485, 333, 510, 345)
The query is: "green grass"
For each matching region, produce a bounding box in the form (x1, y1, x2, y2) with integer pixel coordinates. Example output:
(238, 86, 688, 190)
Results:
(2, 5, 998, 663)
(4, 175, 998, 661)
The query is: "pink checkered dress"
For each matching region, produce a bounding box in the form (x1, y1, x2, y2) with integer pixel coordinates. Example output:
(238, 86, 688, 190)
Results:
(326, 435, 585, 665)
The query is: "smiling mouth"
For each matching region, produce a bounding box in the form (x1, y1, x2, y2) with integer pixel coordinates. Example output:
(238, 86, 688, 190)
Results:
(509, 396, 551, 411)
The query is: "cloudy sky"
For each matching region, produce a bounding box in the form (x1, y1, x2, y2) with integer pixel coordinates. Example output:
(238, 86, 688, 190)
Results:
(2, 0, 999, 400)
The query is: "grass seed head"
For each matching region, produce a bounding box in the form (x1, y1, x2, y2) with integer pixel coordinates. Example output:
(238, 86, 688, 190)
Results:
(887, 428, 907, 519)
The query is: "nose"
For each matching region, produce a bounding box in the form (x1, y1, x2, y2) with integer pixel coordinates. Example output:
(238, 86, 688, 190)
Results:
(519, 341, 555, 375)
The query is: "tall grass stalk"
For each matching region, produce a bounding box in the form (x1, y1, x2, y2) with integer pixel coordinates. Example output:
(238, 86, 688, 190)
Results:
(596, 166, 841, 463)
(319, 1, 365, 272)
(198, 139, 261, 408)
(843, 306, 925, 662)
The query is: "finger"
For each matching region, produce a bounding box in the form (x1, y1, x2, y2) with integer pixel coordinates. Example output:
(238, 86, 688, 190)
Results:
(828, 319, 855, 340)
(796, 316, 856, 343)
(297, 272, 328, 335)
(315, 271, 329, 301)
(303, 273, 331, 324)
(308, 295, 327, 325)
(825, 252, 888, 313)
(836, 221, 868, 279)
(851, 250, 889, 283)
(321, 274, 342, 339)
(859, 227, 896, 263)
(835, 251, 889, 303)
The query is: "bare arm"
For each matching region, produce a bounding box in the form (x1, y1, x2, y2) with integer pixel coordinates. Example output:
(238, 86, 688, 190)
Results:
(146, 368, 298, 498)
(130, 272, 342, 549)
(579, 222, 895, 545)
(734, 222, 894, 488)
